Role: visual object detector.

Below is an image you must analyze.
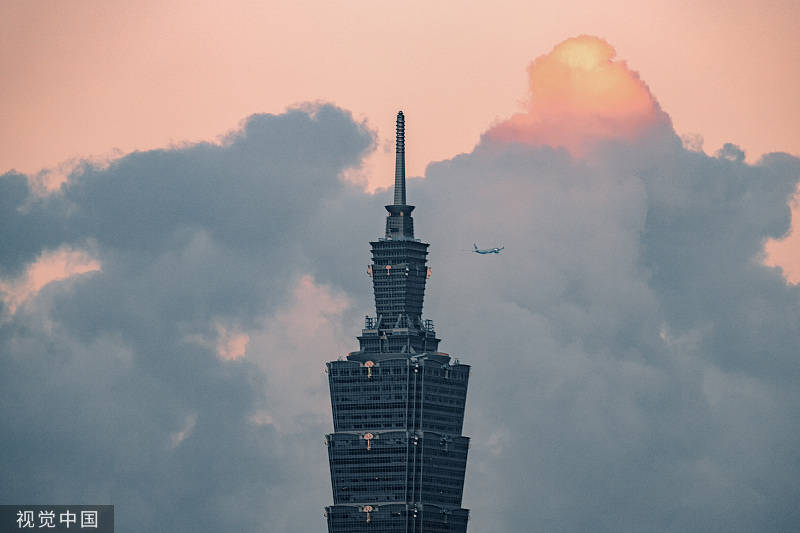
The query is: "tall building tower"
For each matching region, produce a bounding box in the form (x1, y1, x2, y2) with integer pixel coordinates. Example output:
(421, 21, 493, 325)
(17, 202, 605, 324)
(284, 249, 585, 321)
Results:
(325, 112, 471, 532)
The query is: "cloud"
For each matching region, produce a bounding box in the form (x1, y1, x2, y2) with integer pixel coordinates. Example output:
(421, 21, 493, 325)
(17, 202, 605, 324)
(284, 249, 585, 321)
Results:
(485, 35, 672, 156)
(246, 274, 357, 434)
(416, 128, 800, 532)
(0, 104, 375, 532)
(764, 184, 800, 283)
(214, 324, 250, 360)
(2, 48, 800, 533)
(0, 246, 100, 314)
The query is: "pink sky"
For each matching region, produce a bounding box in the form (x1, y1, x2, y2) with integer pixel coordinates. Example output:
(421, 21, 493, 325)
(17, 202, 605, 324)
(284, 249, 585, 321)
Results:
(2, 0, 799, 277)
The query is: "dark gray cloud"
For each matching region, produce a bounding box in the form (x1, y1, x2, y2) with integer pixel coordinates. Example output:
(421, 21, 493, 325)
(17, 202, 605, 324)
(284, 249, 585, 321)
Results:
(418, 134, 800, 532)
(2, 102, 800, 533)
(0, 104, 376, 532)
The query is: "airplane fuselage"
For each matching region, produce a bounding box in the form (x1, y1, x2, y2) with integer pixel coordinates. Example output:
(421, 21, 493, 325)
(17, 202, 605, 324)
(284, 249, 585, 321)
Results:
(473, 244, 503, 254)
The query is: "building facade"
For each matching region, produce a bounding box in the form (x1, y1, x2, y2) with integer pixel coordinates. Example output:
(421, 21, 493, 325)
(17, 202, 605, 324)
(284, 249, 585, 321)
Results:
(325, 112, 471, 532)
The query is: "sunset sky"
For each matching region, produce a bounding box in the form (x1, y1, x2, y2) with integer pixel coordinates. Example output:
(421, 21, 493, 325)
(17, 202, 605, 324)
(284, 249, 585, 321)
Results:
(2, 2, 800, 532)
(3, 1, 799, 177)
(3, 0, 800, 277)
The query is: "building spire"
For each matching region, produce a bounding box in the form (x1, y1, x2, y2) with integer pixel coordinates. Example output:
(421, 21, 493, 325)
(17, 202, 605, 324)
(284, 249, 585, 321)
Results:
(393, 111, 406, 205)
(384, 111, 414, 240)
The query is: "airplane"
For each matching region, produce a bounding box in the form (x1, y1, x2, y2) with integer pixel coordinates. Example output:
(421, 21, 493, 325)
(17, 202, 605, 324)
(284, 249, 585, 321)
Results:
(473, 243, 504, 254)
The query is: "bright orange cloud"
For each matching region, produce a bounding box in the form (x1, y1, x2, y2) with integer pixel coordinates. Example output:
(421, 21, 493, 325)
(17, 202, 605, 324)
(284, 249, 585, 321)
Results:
(486, 35, 671, 156)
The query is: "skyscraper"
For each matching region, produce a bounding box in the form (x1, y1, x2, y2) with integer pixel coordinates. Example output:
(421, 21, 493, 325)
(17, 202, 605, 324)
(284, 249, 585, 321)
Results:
(324, 112, 471, 532)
